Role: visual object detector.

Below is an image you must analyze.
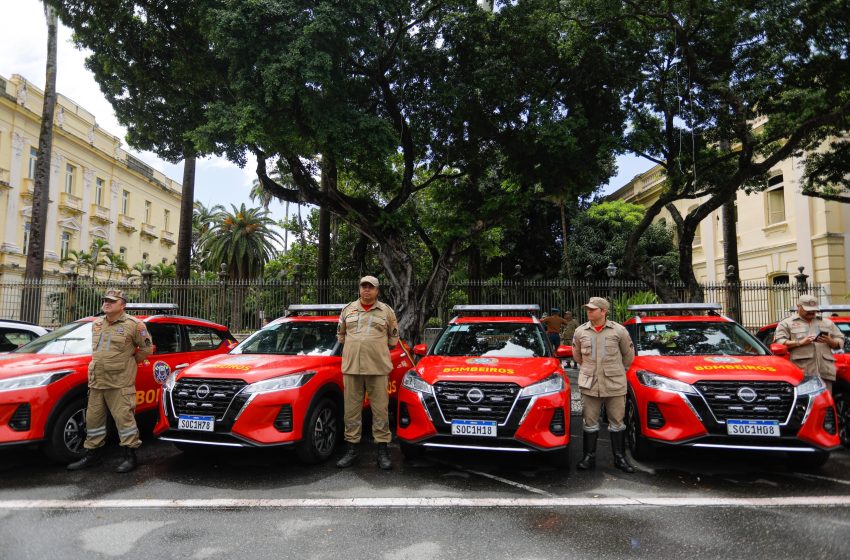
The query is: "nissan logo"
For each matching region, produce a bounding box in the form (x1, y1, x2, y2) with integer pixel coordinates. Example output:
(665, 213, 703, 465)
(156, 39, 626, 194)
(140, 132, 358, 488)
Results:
(466, 388, 484, 404)
(737, 387, 757, 403)
(196, 384, 211, 399)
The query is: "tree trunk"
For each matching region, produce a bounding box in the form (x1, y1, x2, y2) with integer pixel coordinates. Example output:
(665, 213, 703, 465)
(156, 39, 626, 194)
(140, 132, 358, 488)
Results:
(722, 198, 742, 321)
(318, 156, 335, 302)
(21, 3, 59, 323)
(467, 245, 481, 304)
(175, 154, 196, 280)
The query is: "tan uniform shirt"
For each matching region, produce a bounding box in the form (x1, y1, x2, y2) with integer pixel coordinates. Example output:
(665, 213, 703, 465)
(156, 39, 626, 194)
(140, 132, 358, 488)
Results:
(561, 318, 579, 342)
(572, 320, 635, 397)
(541, 314, 568, 334)
(337, 300, 399, 376)
(89, 313, 153, 389)
(774, 313, 844, 381)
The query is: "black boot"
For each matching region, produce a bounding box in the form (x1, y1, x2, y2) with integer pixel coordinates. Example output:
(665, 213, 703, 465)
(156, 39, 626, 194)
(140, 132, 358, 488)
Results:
(376, 442, 392, 470)
(67, 447, 103, 471)
(336, 442, 359, 468)
(610, 430, 635, 474)
(576, 431, 598, 470)
(115, 447, 138, 473)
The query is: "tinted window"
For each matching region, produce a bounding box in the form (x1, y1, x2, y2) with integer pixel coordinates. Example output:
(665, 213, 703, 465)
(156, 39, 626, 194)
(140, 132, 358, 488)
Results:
(836, 323, 850, 352)
(0, 328, 38, 351)
(13, 322, 92, 355)
(432, 322, 547, 358)
(235, 321, 338, 356)
(186, 325, 224, 351)
(147, 323, 181, 354)
(634, 321, 767, 356)
(757, 328, 775, 347)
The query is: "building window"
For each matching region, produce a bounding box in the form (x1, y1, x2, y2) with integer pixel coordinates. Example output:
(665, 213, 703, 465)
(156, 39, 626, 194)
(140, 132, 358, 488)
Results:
(65, 164, 76, 194)
(23, 222, 31, 255)
(60, 232, 71, 261)
(766, 174, 785, 225)
(122, 190, 130, 214)
(28, 147, 37, 179)
(144, 200, 152, 224)
(95, 178, 105, 206)
(164, 209, 170, 231)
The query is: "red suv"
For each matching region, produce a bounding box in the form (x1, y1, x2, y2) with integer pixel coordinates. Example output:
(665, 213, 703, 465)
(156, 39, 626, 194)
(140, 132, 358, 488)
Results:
(396, 305, 572, 466)
(0, 304, 236, 462)
(154, 304, 414, 463)
(624, 304, 840, 469)
(756, 304, 850, 447)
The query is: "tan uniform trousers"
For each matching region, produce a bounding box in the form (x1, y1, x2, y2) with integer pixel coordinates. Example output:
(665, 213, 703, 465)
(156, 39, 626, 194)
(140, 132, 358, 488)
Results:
(83, 387, 141, 449)
(581, 394, 626, 432)
(343, 374, 391, 444)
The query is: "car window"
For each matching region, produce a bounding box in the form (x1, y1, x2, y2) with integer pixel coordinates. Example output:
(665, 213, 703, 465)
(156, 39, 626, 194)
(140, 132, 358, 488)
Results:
(13, 322, 92, 355)
(147, 323, 182, 354)
(635, 321, 767, 356)
(432, 323, 547, 358)
(185, 325, 225, 351)
(0, 329, 37, 351)
(235, 321, 338, 356)
(836, 323, 850, 352)
(757, 328, 775, 347)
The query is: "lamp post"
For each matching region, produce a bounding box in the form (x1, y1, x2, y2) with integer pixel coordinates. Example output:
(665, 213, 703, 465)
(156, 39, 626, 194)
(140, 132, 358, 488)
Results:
(606, 262, 617, 309)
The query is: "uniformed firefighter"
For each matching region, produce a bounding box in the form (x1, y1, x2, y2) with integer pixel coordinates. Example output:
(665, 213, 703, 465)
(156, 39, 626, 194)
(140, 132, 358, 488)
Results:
(561, 310, 579, 368)
(336, 275, 400, 470)
(67, 289, 153, 473)
(572, 297, 636, 473)
(774, 295, 845, 393)
(541, 307, 567, 350)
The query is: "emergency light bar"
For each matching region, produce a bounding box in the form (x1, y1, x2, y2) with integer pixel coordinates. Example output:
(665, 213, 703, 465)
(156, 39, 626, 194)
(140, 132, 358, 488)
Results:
(287, 304, 347, 316)
(820, 305, 850, 313)
(124, 303, 178, 314)
(628, 303, 722, 312)
(452, 305, 540, 316)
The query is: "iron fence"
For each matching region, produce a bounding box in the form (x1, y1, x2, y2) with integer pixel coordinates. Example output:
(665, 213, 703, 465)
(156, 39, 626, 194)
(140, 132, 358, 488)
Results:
(0, 276, 828, 338)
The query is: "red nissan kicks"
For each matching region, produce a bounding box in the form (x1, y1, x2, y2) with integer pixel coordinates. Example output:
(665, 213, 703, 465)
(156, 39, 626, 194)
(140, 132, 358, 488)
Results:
(624, 303, 840, 469)
(154, 304, 414, 463)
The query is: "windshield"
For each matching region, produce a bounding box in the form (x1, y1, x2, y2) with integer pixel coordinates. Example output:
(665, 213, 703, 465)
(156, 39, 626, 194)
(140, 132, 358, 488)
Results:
(234, 321, 339, 356)
(634, 321, 768, 357)
(432, 322, 547, 358)
(13, 321, 93, 355)
(836, 323, 850, 352)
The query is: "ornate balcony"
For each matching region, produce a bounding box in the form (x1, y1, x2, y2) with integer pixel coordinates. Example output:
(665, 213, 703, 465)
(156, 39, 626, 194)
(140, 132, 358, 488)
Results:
(140, 222, 158, 239)
(160, 230, 176, 245)
(117, 213, 137, 233)
(19, 178, 34, 199)
(89, 203, 111, 224)
(59, 192, 83, 215)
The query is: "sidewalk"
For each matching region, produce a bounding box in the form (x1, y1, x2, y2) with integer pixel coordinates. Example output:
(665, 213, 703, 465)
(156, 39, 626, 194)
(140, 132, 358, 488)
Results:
(563, 362, 583, 416)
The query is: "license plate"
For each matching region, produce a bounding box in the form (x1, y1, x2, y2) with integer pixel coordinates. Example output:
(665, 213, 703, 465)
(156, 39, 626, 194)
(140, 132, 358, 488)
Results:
(726, 419, 780, 437)
(451, 419, 497, 437)
(178, 415, 215, 432)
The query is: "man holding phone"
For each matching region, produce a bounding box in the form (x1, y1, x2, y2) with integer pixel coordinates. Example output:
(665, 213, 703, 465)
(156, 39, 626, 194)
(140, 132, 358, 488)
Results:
(775, 295, 845, 393)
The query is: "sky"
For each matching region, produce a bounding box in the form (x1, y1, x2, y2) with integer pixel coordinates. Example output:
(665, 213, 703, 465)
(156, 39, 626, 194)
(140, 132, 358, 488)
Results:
(0, 0, 652, 220)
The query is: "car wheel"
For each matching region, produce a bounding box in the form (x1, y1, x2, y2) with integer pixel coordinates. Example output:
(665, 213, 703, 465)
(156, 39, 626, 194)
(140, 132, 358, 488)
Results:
(833, 390, 850, 448)
(43, 399, 88, 463)
(399, 440, 425, 460)
(626, 397, 655, 461)
(296, 398, 339, 464)
(545, 445, 571, 468)
(788, 450, 830, 471)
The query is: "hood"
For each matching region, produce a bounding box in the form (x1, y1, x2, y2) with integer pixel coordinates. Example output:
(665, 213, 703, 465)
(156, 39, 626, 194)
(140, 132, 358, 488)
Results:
(632, 354, 805, 384)
(0, 353, 90, 380)
(415, 356, 561, 387)
(178, 353, 339, 382)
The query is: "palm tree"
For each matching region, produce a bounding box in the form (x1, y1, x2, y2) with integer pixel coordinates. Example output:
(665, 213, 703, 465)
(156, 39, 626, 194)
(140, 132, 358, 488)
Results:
(61, 250, 96, 277)
(151, 262, 176, 280)
(102, 252, 130, 282)
(192, 201, 224, 270)
(200, 204, 283, 280)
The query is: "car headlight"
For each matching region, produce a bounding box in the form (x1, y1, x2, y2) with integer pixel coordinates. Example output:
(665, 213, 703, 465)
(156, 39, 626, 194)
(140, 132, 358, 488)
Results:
(519, 373, 565, 398)
(401, 370, 432, 395)
(636, 370, 697, 394)
(796, 376, 826, 397)
(163, 371, 178, 391)
(0, 370, 72, 393)
(241, 371, 316, 395)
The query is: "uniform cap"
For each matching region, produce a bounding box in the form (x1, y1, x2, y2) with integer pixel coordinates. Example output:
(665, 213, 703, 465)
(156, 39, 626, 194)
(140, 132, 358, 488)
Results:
(583, 297, 610, 311)
(359, 275, 380, 288)
(798, 294, 819, 312)
(103, 288, 126, 302)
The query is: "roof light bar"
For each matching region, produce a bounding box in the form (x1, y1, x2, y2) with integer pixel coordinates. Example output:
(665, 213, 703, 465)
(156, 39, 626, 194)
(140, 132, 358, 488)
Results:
(628, 303, 722, 312)
(125, 303, 178, 314)
(820, 305, 850, 312)
(452, 305, 540, 316)
(287, 304, 347, 316)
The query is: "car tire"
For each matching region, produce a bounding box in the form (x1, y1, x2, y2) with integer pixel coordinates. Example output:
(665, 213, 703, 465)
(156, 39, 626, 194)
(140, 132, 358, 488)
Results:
(545, 445, 571, 468)
(296, 398, 339, 464)
(626, 396, 656, 461)
(788, 450, 830, 471)
(43, 398, 88, 463)
(399, 440, 425, 460)
(833, 390, 850, 448)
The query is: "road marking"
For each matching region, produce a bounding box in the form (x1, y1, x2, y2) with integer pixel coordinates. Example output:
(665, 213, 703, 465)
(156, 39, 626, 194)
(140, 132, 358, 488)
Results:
(789, 473, 850, 486)
(430, 458, 553, 496)
(2, 496, 850, 509)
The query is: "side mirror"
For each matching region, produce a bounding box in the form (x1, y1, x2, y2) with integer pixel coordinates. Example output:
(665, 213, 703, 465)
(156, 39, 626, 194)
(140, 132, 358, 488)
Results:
(770, 343, 789, 357)
(555, 344, 573, 358)
(413, 344, 428, 356)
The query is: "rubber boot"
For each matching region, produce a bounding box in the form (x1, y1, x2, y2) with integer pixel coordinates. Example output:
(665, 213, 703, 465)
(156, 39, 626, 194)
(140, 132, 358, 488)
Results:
(610, 430, 636, 474)
(115, 447, 138, 473)
(376, 442, 392, 470)
(67, 447, 103, 471)
(336, 442, 359, 468)
(576, 430, 598, 470)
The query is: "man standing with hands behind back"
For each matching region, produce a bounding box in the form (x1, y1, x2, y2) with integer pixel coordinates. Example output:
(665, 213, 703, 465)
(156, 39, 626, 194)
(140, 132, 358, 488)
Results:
(67, 289, 153, 473)
(336, 276, 400, 470)
(775, 295, 844, 393)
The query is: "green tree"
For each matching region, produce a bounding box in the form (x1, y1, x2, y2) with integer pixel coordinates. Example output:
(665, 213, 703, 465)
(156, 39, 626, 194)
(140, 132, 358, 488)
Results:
(200, 204, 283, 280)
(61, 249, 95, 278)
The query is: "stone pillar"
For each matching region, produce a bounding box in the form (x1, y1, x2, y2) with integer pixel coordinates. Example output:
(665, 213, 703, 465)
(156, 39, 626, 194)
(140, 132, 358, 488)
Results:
(1, 132, 26, 253)
(80, 168, 93, 251)
(109, 179, 120, 242)
(790, 155, 814, 275)
(44, 153, 62, 260)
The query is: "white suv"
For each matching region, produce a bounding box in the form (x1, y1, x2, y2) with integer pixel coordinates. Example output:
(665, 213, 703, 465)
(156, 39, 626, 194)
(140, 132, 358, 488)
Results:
(0, 320, 48, 352)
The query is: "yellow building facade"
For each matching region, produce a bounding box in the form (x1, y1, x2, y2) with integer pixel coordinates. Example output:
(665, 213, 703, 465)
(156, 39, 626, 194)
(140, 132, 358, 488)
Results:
(0, 74, 181, 280)
(610, 135, 850, 308)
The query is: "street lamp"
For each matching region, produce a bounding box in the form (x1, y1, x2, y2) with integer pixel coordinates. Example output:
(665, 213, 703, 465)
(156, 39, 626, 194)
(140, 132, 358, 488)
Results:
(606, 262, 617, 304)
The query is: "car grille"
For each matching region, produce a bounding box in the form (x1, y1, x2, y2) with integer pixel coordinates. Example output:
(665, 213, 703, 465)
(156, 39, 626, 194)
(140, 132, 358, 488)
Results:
(694, 381, 794, 422)
(434, 381, 520, 423)
(172, 378, 247, 420)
